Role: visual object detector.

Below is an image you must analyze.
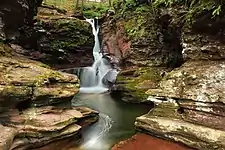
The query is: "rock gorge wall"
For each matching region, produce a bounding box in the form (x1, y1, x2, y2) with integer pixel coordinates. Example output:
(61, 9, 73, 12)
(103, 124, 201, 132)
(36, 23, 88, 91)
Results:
(0, 1, 99, 149)
(102, 2, 225, 150)
(17, 6, 94, 68)
(1, 0, 94, 68)
(0, 0, 43, 40)
(102, 5, 185, 102)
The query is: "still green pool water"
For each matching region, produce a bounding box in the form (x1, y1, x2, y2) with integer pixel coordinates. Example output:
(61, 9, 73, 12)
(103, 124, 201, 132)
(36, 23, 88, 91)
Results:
(71, 92, 150, 150)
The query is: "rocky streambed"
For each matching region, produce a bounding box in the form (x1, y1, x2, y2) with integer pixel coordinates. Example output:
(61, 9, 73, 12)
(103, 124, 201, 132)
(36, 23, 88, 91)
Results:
(0, 44, 99, 150)
(100, 1, 225, 150)
(0, 1, 100, 149)
(2, 0, 225, 149)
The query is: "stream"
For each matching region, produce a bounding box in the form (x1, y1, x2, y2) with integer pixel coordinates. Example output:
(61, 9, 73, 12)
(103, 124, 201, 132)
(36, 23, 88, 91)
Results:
(71, 92, 150, 150)
(61, 18, 150, 150)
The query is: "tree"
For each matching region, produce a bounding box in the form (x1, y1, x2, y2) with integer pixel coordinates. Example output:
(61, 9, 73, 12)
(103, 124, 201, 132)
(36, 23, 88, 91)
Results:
(76, 0, 79, 9)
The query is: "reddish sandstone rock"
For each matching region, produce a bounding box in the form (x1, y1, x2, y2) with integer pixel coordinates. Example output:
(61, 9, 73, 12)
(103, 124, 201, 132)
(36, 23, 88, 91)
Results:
(0, 106, 98, 150)
(112, 133, 192, 150)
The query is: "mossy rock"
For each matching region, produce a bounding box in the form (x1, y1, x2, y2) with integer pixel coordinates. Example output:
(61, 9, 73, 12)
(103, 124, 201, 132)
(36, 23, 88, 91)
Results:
(53, 19, 90, 32)
(40, 18, 94, 51)
(0, 43, 12, 57)
(115, 67, 162, 102)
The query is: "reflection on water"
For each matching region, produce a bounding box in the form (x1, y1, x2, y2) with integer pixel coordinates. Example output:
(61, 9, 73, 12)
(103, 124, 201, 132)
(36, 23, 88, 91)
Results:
(71, 92, 150, 150)
(81, 113, 113, 150)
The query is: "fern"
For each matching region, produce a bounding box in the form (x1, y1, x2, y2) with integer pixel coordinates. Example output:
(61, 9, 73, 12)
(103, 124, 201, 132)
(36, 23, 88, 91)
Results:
(212, 5, 222, 17)
(152, 0, 224, 23)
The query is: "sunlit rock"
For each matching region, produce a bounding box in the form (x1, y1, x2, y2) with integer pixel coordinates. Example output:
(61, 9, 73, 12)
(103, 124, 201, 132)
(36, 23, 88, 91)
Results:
(0, 44, 80, 111)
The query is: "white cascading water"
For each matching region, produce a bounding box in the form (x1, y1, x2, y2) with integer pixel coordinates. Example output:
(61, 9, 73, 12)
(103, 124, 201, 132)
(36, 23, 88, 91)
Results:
(79, 18, 112, 93)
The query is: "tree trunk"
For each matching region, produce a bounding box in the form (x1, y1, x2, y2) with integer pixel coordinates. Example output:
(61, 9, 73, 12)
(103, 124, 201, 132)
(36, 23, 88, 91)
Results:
(81, 0, 84, 14)
(76, 0, 79, 9)
(109, 0, 112, 7)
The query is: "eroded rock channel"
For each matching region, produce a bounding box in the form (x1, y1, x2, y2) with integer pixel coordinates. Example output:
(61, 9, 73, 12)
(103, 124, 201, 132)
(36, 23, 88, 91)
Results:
(1, 0, 225, 150)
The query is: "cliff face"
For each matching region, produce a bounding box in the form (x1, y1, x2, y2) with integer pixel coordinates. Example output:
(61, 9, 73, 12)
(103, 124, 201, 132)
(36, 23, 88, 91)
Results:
(0, 0, 43, 40)
(15, 6, 94, 68)
(103, 5, 185, 102)
(103, 3, 225, 102)
(0, 1, 95, 68)
(101, 6, 184, 68)
(0, 1, 99, 149)
(102, 2, 225, 150)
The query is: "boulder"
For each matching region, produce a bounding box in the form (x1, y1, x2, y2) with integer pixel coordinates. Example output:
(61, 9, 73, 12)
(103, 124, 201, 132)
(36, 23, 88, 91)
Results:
(135, 60, 225, 150)
(0, 44, 80, 112)
(0, 106, 98, 150)
(135, 100, 225, 150)
(102, 69, 118, 86)
(111, 67, 164, 103)
(146, 61, 225, 104)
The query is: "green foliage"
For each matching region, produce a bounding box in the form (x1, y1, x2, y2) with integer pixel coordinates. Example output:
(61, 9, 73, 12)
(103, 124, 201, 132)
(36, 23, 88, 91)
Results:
(124, 15, 146, 38)
(43, 0, 75, 12)
(82, 3, 110, 18)
(153, 0, 183, 7)
(114, 0, 224, 30)
(152, 0, 224, 20)
(212, 5, 222, 17)
(43, 0, 111, 17)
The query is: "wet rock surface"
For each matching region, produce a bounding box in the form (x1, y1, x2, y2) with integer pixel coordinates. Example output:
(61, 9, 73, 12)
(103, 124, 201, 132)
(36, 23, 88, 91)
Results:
(112, 133, 193, 150)
(0, 106, 98, 150)
(106, 3, 225, 150)
(134, 61, 225, 149)
(135, 100, 225, 150)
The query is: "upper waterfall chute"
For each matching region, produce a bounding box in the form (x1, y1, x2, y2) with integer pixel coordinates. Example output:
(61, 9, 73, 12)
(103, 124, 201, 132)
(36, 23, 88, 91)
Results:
(78, 18, 113, 93)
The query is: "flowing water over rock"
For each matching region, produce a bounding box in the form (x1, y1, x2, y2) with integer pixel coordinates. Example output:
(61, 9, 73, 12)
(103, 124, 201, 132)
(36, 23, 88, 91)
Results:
(54, 18, 150, 150)
(58, 18, 150, 150)
(79, 18, 117, 93)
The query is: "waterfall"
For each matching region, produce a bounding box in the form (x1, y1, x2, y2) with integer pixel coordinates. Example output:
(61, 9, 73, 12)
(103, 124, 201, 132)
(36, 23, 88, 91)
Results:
(79, 18, 113, 93)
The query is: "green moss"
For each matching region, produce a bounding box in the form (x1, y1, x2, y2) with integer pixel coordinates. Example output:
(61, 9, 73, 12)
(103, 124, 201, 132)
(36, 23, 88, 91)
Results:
(82, 3, 110, 18)
(1, 86, 32, 98)
(34, 71, 62, 86)
(54, 19, 89, 31)
(0, 43, 12, 57)
(43, 0, 75, 12)
(51, 40, 78, 49)
(39, 63, 51, 69)
(46, 18, 93, 50)
(114, 4, 157, 41)
(150, 102, 180, 119)
(117, 67, 162, 101)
